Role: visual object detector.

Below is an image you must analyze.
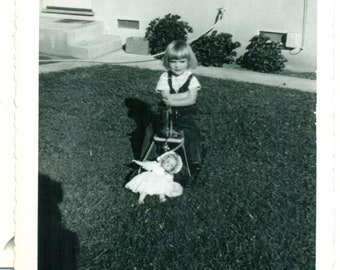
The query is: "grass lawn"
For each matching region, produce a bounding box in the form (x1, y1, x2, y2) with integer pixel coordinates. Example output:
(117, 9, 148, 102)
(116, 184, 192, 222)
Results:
(39, 65, 316, 270)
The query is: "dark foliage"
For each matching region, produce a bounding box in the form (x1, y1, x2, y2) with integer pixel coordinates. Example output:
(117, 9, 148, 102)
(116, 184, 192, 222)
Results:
(144, 14, 193, 55)
(237, 35, 288, 73)
(39, 65, 315, 270)
(191, 30, 241, 67)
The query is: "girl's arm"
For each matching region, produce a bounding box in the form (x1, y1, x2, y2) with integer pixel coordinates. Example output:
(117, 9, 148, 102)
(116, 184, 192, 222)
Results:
(160, 87, 199, 107)
(167, 91, 190, 101)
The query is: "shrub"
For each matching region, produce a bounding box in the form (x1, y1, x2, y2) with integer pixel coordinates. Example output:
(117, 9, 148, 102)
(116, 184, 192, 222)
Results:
(191, 30, 241, 67)
(236, 35, 287, 73)
(144, 14, 193, 55)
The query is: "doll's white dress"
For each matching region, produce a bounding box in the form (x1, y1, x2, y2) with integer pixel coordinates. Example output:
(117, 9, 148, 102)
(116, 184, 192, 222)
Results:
(125, 161, 183, 197)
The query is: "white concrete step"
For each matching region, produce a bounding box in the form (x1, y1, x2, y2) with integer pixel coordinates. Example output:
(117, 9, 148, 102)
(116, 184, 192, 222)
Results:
(66, 21, 105, 44)
(40, 17, 104, 42)
(39, 16, 122, 58)
(68, 35, 122, 59)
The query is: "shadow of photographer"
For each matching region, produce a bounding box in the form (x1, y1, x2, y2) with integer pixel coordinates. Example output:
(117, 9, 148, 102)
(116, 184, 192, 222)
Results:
(38, 174, 79, 270)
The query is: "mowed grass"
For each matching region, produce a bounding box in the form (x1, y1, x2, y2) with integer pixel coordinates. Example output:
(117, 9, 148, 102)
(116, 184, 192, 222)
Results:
(39, 65, 316, 270)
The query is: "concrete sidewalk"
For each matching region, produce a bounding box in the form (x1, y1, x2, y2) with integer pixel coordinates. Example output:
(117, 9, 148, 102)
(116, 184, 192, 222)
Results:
(39, 50, 316, 93)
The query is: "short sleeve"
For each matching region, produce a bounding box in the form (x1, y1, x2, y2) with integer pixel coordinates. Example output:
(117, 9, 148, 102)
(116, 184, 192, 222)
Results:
(189, 75, 201, 90)
(155, 72, 170, 92)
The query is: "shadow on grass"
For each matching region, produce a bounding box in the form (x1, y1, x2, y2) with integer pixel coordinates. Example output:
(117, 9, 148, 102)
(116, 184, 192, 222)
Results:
(123, 98, 160, 185)
(124, 97, 156, 160)
(38, 174, 79, 270)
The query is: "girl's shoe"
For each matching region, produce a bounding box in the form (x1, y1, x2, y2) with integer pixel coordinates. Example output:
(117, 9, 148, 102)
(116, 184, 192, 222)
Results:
(185, 163, 201, 188)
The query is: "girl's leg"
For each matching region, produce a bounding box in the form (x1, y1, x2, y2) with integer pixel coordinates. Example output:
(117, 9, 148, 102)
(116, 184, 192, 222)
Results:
(183, 134, 202, 187)
(174, 115, 202, 187)
(184, 127, 202, 164)
(173, 114, 202, 164)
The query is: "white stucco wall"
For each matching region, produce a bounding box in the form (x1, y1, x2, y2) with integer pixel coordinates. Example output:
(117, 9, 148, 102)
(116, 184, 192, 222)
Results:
(40, 0, 316, 72)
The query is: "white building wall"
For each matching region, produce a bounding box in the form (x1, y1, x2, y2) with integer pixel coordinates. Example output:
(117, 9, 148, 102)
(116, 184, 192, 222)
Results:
(40, 0, 316, 72)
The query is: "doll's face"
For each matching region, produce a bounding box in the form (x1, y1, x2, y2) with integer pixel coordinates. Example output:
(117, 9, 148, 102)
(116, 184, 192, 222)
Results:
(161, 156, 177, 172)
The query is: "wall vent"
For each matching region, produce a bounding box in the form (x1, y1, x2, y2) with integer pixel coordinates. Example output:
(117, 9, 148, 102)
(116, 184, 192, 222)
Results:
(117, 20, 140, 30)
(259, 31, 299, 50)
(259, 31, 286, 43)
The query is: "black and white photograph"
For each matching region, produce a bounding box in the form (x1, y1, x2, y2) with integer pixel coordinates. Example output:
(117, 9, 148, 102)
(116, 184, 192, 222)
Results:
(1, 0, 339, 269)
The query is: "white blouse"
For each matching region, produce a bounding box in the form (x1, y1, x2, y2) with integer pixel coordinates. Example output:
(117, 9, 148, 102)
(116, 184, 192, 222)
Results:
(156, 70, 201, 93)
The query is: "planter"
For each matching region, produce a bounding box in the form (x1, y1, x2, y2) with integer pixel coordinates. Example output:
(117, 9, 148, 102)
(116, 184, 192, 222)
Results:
(125, 37, 150, 55)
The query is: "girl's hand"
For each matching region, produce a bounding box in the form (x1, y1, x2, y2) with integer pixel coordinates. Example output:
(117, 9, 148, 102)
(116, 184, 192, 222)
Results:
(162, 97, 171, 106)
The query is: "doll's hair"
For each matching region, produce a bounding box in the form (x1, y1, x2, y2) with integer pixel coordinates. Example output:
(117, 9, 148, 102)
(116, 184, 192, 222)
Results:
(162, 40, 198, 70)
(157, 151, 183, 174)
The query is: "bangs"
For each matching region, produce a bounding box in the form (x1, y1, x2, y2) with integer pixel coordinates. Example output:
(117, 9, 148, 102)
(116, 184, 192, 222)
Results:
(168, 47, 189, 60)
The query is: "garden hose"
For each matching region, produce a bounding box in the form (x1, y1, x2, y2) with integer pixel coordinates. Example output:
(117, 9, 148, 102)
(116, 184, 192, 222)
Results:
(289, 0, 308, 55)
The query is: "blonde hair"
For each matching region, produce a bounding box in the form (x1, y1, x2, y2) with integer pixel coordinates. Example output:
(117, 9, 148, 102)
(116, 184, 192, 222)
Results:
(162, 40, 198, 70)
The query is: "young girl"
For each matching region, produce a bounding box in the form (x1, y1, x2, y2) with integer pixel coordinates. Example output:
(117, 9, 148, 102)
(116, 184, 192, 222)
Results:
(125, 151, 183, 204)
(156, 40, 202, 187)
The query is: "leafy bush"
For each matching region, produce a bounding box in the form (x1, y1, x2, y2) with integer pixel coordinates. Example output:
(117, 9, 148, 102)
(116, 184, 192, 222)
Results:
(144, 14, 193, 55)
(191, 30, 241, 67)
(236, 35, 287, 73)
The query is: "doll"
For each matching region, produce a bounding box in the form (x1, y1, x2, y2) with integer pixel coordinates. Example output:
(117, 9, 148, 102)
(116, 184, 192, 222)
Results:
(125, 151, 183, 204)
